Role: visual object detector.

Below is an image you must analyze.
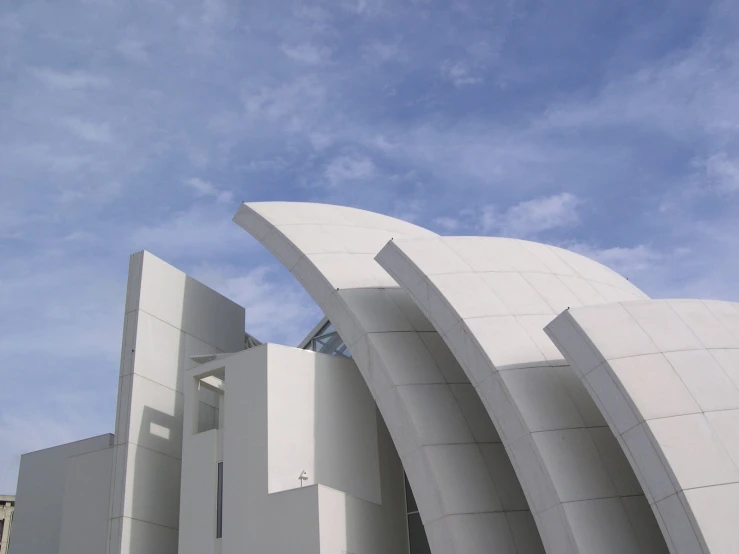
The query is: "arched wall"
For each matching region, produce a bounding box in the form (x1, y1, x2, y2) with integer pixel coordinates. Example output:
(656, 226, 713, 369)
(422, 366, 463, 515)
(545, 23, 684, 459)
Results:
(234, 202, 544, 554)
(546, 299, 739, 554)
(376, 237, 668, 554)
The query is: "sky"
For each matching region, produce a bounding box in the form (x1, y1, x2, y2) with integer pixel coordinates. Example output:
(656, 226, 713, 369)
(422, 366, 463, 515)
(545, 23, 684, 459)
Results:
(1, 0, 738, 494)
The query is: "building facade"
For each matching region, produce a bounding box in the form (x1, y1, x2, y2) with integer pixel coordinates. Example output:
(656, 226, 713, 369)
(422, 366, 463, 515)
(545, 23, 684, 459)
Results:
(0, 496, 14, 554)
(9, 201, 739, 554)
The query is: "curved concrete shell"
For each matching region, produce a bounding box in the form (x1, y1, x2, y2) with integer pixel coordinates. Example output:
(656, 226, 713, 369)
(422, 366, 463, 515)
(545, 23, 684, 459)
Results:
(545, 299, 739, 554)
(234, 203, 545, 554)
(376, 237, 668, 554)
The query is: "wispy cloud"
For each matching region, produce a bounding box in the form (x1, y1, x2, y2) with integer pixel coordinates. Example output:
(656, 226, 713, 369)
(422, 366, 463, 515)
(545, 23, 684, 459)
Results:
(60, 116, 114, 143)
(324, 154, 376, 187)
(441, 60, 482, 87)
(116, 37, 149, 63)
(30, 67, 110, 90)
(185, 177, 233, 204)
(479, 193, 583, 238)
(282, 42, 332, 64)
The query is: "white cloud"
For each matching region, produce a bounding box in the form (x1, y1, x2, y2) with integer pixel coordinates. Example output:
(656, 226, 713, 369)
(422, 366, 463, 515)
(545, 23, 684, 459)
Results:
(185, 177, 234, 204)
(240, 77, 326, 131)
(282, 42, 332, 64)
(60, 117, 114, 143)
(127, 204, 249, 257)
(480, 193, 582, 237)
(433, 216, 459, 231)
(30, 67, 110, 90)
(117, 38, 149, 63)
(701, 152, 739, 193)
(324, 155, 376, 187)
(441, 60, 482, 87)
(568, 243, 662, 277)
(363, 41, 405, 64)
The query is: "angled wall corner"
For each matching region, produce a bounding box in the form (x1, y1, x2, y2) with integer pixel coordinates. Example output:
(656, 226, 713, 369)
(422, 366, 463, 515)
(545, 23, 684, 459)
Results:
(234, 202, 545, 554)
(545, 299, 739, 554)
(108, 251, 245, 554)
(376, 236, 667, 554)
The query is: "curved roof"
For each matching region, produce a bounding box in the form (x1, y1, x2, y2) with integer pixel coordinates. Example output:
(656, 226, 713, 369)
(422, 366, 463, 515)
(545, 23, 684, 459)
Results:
(547, 299, 739, 554)
(376, 236, 667, 554)
(234, 202, 543, 554)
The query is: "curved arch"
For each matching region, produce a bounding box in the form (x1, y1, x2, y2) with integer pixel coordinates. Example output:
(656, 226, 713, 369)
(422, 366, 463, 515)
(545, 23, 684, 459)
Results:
(546, 299, 739, 554)
(234, 203, 544, 554)
(376, 237, 668, 554)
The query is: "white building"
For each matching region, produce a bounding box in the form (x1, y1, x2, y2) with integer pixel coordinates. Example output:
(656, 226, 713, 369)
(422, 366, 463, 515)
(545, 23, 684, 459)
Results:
(9, 202, 739, 554)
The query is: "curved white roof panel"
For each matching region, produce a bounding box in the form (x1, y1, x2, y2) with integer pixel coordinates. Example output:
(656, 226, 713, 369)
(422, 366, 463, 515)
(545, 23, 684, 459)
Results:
(376, 236, 666, 554)
(546, 299, 739, 554)
(234, 202, 544, 554)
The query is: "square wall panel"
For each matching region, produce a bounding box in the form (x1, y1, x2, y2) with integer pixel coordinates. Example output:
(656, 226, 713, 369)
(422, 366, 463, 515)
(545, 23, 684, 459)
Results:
(396, 384, 475, 446)
(127, 376, 184, 459)
(683, 483, 739, 554)
(663, 350, 739, 412)
(532, 428, 617, 503)
(424, 444, 503, 515)
(646, 413, 739, 491)
(622, 301, 703, 353)
(563, 497, 641, 554)
(608, 354, 700, 421)
(499, 367, 585, 433)
(122, 444, 182, 529)
(131, 311, 185, 391)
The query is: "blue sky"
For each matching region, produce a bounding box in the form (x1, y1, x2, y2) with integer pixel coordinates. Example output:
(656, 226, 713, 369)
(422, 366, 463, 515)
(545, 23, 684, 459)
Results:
(1, 0, 738, 493)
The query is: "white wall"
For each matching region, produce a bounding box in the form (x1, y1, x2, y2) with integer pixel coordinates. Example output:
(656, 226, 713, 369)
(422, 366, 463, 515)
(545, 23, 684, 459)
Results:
(267, 347, 317, 493)
(181, 343, 409, 554)
(109, 251, 244, 554)
(222, 345, 323, 554)
(318, 414, 409, 554)
(10, 434, 113, 554)
(59, 446, 114, 554)
(178, 429, 219, 554)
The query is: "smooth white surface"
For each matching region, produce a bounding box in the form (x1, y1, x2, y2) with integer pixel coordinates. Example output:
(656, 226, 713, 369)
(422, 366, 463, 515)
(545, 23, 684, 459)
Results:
(59, 446, 114, 554)
(10, 434, 114, 554)
(109, 251, 245, 554)
(180, 344, 408, 554)
(178, 428, 218, 554)
(234, 202, 544, 554)
(377, 236, 664, 554)
(546, 299, 739, 554)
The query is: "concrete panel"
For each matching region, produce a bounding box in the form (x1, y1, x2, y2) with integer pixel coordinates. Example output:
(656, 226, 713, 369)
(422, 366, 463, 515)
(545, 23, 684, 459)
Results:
(378, 236, 665, 554)
(178, 430, 218, 554)
(10, 435, 113, 554)
(108, 251, 244, 554)
(195, 344, 408, 554)
(547, 299, 739, 554)
(234, 202, 542, 554)
(59, 447, 114, 554)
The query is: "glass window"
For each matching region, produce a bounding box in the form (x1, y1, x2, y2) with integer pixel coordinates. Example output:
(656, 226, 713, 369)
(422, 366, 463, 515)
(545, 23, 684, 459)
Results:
(305, 320, 352, 359)
(405, 473, 430, 553)
(216, 462, 223, 538)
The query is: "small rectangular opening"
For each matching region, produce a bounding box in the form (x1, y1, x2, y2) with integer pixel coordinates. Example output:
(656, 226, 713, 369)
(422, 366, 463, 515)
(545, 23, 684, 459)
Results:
(194, 374, 224, 434)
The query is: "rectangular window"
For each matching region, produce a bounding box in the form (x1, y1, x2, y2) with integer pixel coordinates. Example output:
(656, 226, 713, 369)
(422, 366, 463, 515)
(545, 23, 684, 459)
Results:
(216, 462, 223, 539)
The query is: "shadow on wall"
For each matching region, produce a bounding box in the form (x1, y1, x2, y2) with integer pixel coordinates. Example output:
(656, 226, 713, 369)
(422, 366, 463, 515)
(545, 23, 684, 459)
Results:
(313, 353, 411, 554)
(129, 271, 228, 529)
(131, 405, 182, 534)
